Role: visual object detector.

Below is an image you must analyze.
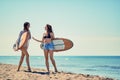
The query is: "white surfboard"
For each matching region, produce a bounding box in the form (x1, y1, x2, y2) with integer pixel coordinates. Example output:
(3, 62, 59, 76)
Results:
(13, 31, 25, 51)
(40, 38, 73, 52)
(13, 41, 19, 51)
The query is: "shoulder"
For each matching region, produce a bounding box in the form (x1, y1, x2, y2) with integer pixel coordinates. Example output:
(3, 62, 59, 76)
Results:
(43, 33, 46, 36)
(50, 32, 54, 36)
(27, 31, 31, 35)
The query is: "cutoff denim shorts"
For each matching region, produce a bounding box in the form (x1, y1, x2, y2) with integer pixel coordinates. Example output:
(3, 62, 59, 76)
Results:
(43, 42, 54, 50)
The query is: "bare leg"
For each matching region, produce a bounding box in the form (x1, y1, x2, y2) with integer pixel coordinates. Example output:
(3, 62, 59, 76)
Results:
(44, 50, 49, 72)
(49, 50, 58, 72)
(22, 48, 31, 71)
(17, 52, 25, 71)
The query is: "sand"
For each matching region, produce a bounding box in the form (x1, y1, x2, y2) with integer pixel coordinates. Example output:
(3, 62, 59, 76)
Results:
(0, 63, 114, 80)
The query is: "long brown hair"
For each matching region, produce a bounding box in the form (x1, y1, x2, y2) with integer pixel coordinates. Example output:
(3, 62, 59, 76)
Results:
(23, 22, 30, 31)
(46, 24, 53, 33)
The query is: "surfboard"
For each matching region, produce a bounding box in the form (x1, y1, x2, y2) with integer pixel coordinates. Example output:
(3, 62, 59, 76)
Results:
(13, 31, 27, 51)
(18, 32, 28, 48)
(13, 41, 19, 51)
(40, 38, 73, 52)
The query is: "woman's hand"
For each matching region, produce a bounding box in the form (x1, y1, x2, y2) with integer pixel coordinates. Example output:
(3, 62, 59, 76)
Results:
(32, 36, 42, 42)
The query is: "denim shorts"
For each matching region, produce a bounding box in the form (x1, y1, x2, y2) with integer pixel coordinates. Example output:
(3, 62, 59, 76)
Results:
(43, 42, 54, 50)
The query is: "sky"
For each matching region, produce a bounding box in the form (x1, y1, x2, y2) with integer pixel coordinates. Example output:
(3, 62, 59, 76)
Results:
(0, 0, 120, 56)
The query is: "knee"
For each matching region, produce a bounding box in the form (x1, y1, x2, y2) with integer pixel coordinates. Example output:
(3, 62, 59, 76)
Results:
(26, 54, 29, 57)
(45, 58, 49, 63)
(45, 58, 48, 62)
(22, 54, 25, 57)
(21, 54, 25, 58)
(50, 56, 54, 61)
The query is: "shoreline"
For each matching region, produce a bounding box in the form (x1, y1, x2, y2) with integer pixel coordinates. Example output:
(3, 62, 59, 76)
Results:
(0, 63, 114, 80)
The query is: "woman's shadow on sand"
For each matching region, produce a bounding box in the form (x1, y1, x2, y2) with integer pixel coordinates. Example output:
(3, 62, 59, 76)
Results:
(24, 70, 50, 75)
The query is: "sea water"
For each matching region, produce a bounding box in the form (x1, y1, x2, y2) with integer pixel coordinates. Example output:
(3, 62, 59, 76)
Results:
(0, 56, 120, 80)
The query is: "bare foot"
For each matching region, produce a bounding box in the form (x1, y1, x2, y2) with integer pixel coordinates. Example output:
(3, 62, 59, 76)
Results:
(17, 69, 20, 72)
(28, 69, 32, 72)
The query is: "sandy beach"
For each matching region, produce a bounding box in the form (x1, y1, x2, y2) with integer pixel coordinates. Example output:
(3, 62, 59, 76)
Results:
(0, 63, 114, 80)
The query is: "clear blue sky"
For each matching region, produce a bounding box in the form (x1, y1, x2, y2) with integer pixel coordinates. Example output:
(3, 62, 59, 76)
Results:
(0, 0, 120, 56)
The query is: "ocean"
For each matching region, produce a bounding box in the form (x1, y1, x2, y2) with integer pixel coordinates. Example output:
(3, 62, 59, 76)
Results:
(0, 56, 120, 80)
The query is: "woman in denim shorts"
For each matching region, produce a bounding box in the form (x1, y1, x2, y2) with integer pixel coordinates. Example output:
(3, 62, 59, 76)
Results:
(33, 24, 58, 73)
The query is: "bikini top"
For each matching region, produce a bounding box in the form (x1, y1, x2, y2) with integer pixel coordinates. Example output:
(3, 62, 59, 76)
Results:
(43, 33, 51, 38)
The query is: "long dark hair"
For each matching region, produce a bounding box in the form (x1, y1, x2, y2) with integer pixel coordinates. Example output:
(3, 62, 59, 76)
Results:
(23, 22, 30, 31)
(46, 24, 53, 33)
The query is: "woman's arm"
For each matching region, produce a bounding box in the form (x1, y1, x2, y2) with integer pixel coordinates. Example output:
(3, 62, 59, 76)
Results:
(32, 37, 42, 42)
(50, 33, 55, 40)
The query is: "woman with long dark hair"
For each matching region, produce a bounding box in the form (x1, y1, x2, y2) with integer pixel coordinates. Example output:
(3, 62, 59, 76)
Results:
(33, 24, 58, 73)
(17, 22, 31, 72)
